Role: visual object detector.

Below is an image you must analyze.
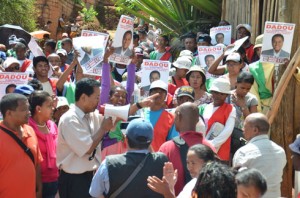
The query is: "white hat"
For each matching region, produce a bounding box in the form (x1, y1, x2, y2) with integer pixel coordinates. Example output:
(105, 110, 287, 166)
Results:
(56, 49, 67, 56)
(173, 56, 192, 70)
(226, 53, 241, 63)
(236, 24, 252, 34)
(179, 50, 193, 58)
(149, 80, 168, 92)
(209, 78, 231, 94)
(3, 57, 20, 69)
(56, 97, 69, 108)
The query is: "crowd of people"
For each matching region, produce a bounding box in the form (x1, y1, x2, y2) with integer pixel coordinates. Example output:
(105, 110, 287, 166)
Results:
(0, 19, 299, 198)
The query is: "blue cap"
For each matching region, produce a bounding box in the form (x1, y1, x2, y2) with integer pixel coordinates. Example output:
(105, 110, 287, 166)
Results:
(14, 84, 34, 95)
(125, 118, 153, 145)
(289, 136, 300, 155)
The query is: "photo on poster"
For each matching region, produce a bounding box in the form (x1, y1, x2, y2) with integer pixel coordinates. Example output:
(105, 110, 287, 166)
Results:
(141, 60, 170, 96)
(261, 21, 295, 64)
(109, 15, 134, 65)
(210, 25, 232, 45)
(73, 36, 106, 73)
(198, 46, 223, 78)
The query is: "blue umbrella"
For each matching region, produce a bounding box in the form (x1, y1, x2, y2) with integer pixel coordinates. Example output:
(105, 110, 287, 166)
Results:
(0, 24, 32, 48)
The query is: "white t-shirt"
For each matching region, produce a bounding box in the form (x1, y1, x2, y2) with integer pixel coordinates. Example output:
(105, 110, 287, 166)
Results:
(177, 178, 197, 198)
(42, 81, 54, 95)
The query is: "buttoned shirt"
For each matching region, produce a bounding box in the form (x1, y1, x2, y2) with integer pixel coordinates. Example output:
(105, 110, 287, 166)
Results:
(56, 105, 103, 174)
(233, 134, 286, 198)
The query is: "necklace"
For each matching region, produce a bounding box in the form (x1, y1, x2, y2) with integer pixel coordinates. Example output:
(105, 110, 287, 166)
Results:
(36, 123, 46, 127)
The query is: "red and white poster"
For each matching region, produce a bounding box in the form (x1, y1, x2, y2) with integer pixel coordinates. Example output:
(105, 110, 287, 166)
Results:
(210, 25, 232, 45)
(261, 21, 295, 64)
(109, 15, 134, 65)
(0, 72, 29, 99)
(198, 46, 223, 78)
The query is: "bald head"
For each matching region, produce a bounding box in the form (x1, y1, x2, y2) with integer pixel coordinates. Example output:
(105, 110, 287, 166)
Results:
(246, 113, 270, 134)
(175, 102, 199, 132)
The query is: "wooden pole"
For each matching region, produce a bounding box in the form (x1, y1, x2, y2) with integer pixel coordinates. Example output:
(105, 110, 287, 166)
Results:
(266, 47, 300, 124)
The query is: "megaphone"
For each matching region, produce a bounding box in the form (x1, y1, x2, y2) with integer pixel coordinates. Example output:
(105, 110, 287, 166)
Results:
(104, 104, 130, 124)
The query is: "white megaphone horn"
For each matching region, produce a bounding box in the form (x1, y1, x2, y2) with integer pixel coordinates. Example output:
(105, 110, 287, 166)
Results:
(104, 104, 130, 124)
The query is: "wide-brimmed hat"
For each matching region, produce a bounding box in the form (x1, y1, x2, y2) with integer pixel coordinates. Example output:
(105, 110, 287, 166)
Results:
(186, 66, 206, 83)
(254, 34, 263, 49)
(3, 57, 20, 69)
(236, 24, 252, 34)
(173, 57, 192, 70)
(149, 80, 168, 92)
(226, 53, 241, 63)
(177, 86, 195, 100)
(209, 78, 231, 94)
(126, 118, 153, 145)
(289, 135, 300, 155)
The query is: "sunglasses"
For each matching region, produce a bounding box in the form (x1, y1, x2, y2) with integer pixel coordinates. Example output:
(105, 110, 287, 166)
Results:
(6, 65, 20, 71)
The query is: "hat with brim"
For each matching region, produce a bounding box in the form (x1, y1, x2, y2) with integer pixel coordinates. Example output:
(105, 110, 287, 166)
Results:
(186, 66, 206, 83)
(126, 118, 153, 145)
(177, 86, 195, 100)
(236, 24, 252, 34)
(149, 80, 168, 92)
(209, 78, 231, 94)
(3, 57, 20, 69)
(254, 34, 264, 49)
(173, 57, 192, 70)
(289, 135, 300, 155)
(226, 52, 241, 63)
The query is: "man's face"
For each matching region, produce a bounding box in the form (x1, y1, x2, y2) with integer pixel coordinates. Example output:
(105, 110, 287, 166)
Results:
(177, 96, 193, 106)
(211, 91, 227, 107)
(62, 42, 73, 53)
(176, 68, 188, 79)
(205, 56, 215, 67)
(34, 61, 50, 78)
(149, 88, 166, 106)
(85, 87, 100, 112)
(15, 47, 26, 60)
(272, 36, 284, 52)
(48, 55, 61, 67)
(123, 33, 132, 49)
(237, 27, 249, 39)
(197, 41, 210, 47)
(184, 38, 196, 52)
(216, 34, 224, 44)
(10, 100, 31, 125)
(242, 118, 256, 141)
(150, 73, 160, 83)
(136, 55, 143, 68)
(110, 87, 127, 106)
(157, 36, 167, 48)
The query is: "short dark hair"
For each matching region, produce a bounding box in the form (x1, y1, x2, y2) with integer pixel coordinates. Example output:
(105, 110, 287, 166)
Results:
(160, 35, 170, 45)
(237, 71, 254, 84)
(28, 79, 43, 91)
(127, 136, 151, 149)
(186, 70, 206, 87)
(45, 39, 56, 51)
(189, 144, 219, 162)
(149, 70, 160, 80)
(272, 34, 284, 42)
(205, 54, 215, 62)
(193, 162, 236, 198)
(28, 91, 51, 116)
(215, 33, 224, 39)
(123, 30, 132, 40)
(0, 93, 27, 118)
(61, 38, 72, 45)
(236, 168, 267, 196)
(14, 42, 26, 50)
(5, 84, 17, 94)
(109, 85, 127, 98)
(33, 56, 49, 68)
(75, 78, 100, 102)
(237, 47, 249, 64)
(133, 32, 139, 40)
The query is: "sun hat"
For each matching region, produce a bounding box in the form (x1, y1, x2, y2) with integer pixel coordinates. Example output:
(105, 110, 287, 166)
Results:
(177, 86, 195, 100)
(236, 24, 252, 34)
(209, 78, 231, 94)
(173, 56, 192, 70)
(125, 118, 153, 145)
(3, 57, 20, 69)
(185, 66, 206, 83)
(56, 97, 69, 109)
(226, 52, 241, 63)
(149, 80, 168, 92)
(254, 34, 264, 49)
(289, 135, 300, 155)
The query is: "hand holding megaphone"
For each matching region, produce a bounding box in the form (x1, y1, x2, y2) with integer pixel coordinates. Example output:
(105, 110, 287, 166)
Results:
(104, 104, 130, 124)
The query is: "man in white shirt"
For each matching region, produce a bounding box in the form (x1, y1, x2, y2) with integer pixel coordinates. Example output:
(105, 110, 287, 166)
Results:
(233, 113, 287, 198)
(57, 78, 113, 198)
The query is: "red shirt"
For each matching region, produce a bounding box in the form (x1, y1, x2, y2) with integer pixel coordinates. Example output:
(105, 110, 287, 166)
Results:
(0, 123, 43, 198)
(159, 131, 215, 195)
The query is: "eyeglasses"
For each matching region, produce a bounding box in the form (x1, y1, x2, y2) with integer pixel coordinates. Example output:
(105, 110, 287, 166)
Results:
(6, 65, 20, 71)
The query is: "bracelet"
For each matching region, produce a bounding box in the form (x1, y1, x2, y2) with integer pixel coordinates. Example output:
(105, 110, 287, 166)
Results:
(136, 102, 142, 109)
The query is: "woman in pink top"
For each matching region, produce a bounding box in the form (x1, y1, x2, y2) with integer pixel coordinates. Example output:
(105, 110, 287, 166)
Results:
(28, 91, 58, 198)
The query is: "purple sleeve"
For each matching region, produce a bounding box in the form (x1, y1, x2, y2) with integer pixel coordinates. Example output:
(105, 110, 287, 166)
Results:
(100, 62, 111, 105)
(126, 63, 136, 104)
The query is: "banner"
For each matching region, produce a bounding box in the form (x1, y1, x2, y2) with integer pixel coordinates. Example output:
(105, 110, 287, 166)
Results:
(73, 36, 106, 74)
(141, 60, 170, 96)
(261, 21, 295, 64)
(198, 46, 223, 78)
(109, 15, 134, 65)
(0, 72, 29, 99)
(210, 25, 232, 45)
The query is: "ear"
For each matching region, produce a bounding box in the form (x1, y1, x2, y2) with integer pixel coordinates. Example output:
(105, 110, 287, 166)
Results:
(36, 105, 42, 113)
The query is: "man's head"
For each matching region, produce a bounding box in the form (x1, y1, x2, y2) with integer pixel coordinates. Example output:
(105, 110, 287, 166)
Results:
(14, 42, 27, 60)
(176, 86, 195, 106)
(183, 32, 197, 52)
(243, 113, 270, 141)
(61, 38, 73, 53)
(174, 102, 199, 132)
(157, 35, 169, 48)
(271, 34, 284, 53)
(125, 118, 153, 149)
(236, 24, 251, 40)
(0, 93, 30, 125)
(75, 78, 100, 113)
(56, 49, 67, 65)
(134, 47, 144, 69)
(149, 80, 168, 109)
(44, 39, 56, 54)
(173, 57, 192, 78)
(122, 30, 132, 50)
(149, 70, 160, 84)
(215, 33, 225, 44)
(5, 84, 16, 94)
(204, 54, 215, 67)
(197, 35, 211, 46)
(209, 78, 231, 107)
(47, 53, 61, 67)
(33, 56, 50, 79)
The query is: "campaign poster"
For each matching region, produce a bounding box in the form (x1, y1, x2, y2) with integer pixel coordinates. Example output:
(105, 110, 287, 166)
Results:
(261, 21, 295, 64)
(109, 15, 134, 65)
(140, 60, 170, 97)
(81, 31, 109, 76)
(224, 36, 248, 56)
(210, 25, 232, 45)
(198, 46, 223, 79)
(0, 72, 29, 99)
(73, 36, 106, 74)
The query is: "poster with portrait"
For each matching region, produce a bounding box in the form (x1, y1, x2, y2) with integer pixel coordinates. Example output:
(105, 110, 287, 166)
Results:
(210, 25, 232, 45)
(141, 60, 170, 97)
(73, 36, 106, 74)
(109, 15, 134, 65)
(0, 72, 29, 98)
(261, 21, 295, 64)
(198, 46, 223, 79)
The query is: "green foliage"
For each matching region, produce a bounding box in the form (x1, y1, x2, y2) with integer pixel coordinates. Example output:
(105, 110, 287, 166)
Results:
(0, 0, 37, 32)
(79, 2, 98, 24)
(115, 0, 222, 36)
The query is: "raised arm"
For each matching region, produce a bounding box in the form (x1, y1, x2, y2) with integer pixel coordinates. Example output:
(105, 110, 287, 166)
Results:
(126, 52, 137, 104)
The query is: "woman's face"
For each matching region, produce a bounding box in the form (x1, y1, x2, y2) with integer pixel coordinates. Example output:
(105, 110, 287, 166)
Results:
(110, 87, 127, 106)
(38, 96, 54, 121)
(235, 82, 252, 97)
(226, 60, 242, 75)
(186, 150, 205, 178)
(189, 71, 203, 89)
(123, 33, 132, 49)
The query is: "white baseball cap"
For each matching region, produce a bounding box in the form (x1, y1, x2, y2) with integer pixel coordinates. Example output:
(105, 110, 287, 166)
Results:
(209, 78, 231, 94)
(236, 24, 252, 34)
(226, 53, 241, 63)
(149, 80, 168, 92)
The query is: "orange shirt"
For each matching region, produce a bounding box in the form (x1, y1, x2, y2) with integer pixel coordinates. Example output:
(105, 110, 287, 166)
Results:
(0, 123, 43, 198)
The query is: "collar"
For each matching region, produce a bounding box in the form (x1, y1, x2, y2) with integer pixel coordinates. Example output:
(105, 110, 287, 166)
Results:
(180, 131, 203, 137)
(0, 122, 32, 138)
(75, 105, 86, 119)
(248, 134, 269, 143)
(127, 149, 149, 154)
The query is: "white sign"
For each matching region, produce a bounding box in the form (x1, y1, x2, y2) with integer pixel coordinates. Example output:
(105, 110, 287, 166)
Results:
(210, 25, 232, 45)
(198, 46, 223, 79)
(261, 21, 295, 64)
(224, 36, 248, 56)
(0, 72, 29, 99)
(109, 15, 134, 65)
